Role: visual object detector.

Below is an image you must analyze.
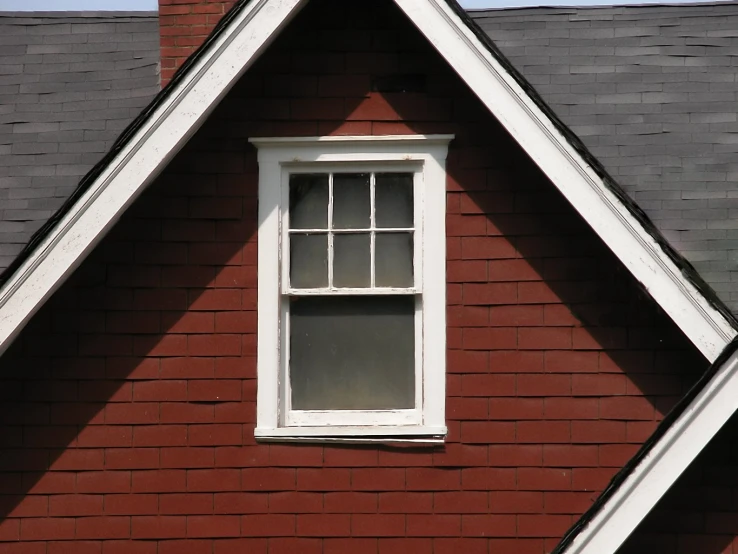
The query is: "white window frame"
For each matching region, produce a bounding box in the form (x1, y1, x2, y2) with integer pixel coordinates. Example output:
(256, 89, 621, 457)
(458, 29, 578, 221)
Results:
(251, 135, 452, 442)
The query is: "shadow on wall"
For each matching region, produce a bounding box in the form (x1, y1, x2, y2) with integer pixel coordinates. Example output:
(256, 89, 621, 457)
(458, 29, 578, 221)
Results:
(0, 0, 715, 549)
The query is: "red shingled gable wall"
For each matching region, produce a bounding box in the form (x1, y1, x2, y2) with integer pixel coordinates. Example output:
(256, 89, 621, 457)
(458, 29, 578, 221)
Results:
(0, 0, 716, 552)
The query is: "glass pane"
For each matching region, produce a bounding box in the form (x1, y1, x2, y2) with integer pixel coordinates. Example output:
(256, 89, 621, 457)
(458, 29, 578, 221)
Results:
(333, 173, 370, 229)
(333, 233, 370, 288)
(375, 173, 413, 228)
(290, 296, 415, 410)
(290, 174, 328, 230)
(290, 234, 328, 288)
(375, 233, 414, 288)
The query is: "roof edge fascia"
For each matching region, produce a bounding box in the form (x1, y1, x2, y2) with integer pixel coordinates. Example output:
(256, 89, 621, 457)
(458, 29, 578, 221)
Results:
(395, 0, 736, 362)
(555, 338, 738, 553)
(0, 0, 308, 356)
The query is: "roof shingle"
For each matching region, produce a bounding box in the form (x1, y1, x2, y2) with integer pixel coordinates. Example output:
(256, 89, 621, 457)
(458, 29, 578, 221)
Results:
(473, 2, 738, 312)
(0, 10, 159, 272)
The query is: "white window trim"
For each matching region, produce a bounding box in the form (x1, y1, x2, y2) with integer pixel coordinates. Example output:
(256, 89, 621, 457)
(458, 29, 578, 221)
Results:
(251, 134, 452, 442)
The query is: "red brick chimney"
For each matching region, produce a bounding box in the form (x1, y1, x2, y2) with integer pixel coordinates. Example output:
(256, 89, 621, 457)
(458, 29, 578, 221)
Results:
(158, 0, 237, 85)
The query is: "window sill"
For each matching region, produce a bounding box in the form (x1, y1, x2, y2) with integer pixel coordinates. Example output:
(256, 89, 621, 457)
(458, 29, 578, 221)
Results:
(254, 425, 447, 445)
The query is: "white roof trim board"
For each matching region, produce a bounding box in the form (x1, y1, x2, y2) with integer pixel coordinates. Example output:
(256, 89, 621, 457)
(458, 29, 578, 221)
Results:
(396, 0, 737, 363)
(556, 342, 738, 553)
(0, 0, 735, 552)
(0, 0, 309, 356)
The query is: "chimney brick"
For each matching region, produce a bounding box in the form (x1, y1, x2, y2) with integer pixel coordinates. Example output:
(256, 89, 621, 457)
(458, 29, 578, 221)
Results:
(158, 0, 238, 85)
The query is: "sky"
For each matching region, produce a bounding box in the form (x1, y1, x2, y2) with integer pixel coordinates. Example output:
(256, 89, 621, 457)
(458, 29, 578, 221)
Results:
(0, 0, 722, 10)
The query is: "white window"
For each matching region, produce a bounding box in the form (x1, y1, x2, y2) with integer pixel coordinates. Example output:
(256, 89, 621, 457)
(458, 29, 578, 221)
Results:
(251, 135, 451, 442)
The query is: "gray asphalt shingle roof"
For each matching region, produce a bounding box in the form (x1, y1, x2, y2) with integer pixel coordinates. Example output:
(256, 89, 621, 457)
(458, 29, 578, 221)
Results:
(472, 2, 738, 312)
(0, 11, 159, 271)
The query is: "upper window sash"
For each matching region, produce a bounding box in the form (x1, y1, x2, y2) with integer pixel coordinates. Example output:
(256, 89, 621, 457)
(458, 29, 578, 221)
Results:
(281, 166, 422, 296)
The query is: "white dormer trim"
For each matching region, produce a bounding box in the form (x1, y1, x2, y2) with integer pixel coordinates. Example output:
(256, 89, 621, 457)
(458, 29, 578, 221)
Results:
(0, 2, 734, 553)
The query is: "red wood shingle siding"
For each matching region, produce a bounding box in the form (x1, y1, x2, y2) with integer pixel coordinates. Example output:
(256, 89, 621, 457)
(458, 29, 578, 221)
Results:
(0, 0, 709, 552)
